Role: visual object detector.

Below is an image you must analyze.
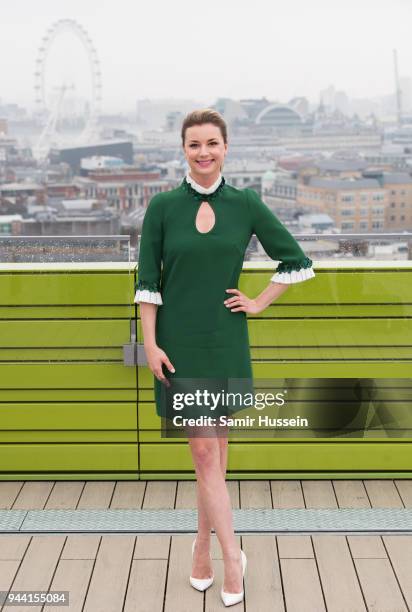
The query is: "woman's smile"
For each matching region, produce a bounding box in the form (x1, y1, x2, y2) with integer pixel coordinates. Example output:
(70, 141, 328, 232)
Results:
(196, 159, 214, 167)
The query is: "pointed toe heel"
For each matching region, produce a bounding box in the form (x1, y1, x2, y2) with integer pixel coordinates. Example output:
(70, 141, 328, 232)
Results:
(189, 537, 214, 592)
(220, 549, 247, 607)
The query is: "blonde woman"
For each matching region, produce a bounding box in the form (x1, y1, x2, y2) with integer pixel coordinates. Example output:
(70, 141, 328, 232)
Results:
(134, 109, 315, 606)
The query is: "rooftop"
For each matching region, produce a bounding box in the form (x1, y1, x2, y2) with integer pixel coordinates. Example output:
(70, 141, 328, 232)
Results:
(308, 177, 381, 190)
(0, 182, 44, 191)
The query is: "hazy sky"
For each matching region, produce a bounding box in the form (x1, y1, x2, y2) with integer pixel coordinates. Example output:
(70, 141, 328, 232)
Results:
(1, 0, 411, 113)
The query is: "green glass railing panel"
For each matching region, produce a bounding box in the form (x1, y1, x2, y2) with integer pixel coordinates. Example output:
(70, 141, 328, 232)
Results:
(0, 364, 136, 390)
(0, 403, 137, 429)
(139, 442, 412, 472)
(0, 266, 135, 306)
(0, 444, 138, 472)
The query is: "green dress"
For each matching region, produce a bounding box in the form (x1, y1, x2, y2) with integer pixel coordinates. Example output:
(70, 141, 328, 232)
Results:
(134, 175, 315, 420)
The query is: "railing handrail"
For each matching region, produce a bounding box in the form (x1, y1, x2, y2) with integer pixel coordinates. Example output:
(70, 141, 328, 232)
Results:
(288, 233, 412, 239)
(0, 233, 411, 241)
(0, 235, 130, 241)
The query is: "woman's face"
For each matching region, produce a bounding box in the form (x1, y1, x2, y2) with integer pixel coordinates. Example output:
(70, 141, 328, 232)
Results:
(183, 123, 228, 182)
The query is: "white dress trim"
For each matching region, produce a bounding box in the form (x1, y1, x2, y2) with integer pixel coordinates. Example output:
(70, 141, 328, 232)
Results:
(134, 289, 163, 305)
(185, 172, 222, 194)
(270, 266, 316, 284)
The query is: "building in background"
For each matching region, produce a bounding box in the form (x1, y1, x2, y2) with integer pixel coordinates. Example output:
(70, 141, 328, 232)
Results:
(49, 141, 134, 173)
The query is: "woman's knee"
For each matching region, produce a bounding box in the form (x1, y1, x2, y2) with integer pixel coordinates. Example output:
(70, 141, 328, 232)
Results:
(190, 438, 220, 471)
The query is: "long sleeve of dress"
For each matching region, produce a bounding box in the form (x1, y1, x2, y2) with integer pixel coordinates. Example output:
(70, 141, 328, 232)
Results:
(246, 187, 315, 284)
(134, 194, 164, 305)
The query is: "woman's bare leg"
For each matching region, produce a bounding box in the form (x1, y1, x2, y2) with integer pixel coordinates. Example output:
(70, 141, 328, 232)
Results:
(188, 425, 243, 593)
(191, 427, 229, 578)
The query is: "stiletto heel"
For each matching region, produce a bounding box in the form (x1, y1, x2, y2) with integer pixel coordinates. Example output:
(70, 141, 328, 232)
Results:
(189, 537, 214, 591)
(220, 549, 247, 607)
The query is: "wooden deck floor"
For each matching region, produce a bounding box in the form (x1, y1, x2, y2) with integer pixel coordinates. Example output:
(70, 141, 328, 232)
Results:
(1, 480, 412, 611)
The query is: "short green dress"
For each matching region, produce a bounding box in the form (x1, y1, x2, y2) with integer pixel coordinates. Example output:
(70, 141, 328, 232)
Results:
(134, 175, 315, 420)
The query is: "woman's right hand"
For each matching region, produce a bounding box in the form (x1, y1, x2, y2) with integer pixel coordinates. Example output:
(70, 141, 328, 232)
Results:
(144, 344, 175, 387)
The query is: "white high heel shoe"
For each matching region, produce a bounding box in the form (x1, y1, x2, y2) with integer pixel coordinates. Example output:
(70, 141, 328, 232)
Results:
(220, 549, 247, 607)
(189, 537, 214, 591)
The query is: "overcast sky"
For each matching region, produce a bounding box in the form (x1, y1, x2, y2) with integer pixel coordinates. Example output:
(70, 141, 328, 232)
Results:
(1, 0, 411, 113)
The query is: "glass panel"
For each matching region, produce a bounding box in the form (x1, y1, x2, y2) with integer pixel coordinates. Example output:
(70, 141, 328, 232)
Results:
(245, 232, 412, 263)
(0, 235, 130, 263)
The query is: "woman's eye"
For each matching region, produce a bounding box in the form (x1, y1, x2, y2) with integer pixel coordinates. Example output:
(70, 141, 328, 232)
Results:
(189, 142, 218, 148)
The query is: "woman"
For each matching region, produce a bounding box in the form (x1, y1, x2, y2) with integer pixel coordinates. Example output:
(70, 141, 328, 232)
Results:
(134, 109, 315, 606)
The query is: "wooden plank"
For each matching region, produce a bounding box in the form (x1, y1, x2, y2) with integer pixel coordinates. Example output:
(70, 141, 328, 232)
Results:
(46, 559, 94, 612)
(175, 481, 196, 508)
(281, 558, 326, 611)
(333, 480, 370, 508)
(383, 536, 412, 609)
(271, 480, 305, 508)
(7, 535, 66, 612)
(0, 536, 31, 560)
(82, 535, 135, 612)
(12, 482, 54, 509)
(227, 481, 240, 509)
(394, 480, 412, 507)
(239, 480, 272, 508)
(45, 482, 85, 509)
(277, 535, 313, 558)
(110, 482, 145, 509)
(363, 480, 404, 507)
(347, 536, 387, 558)
(0, 482, 23, 508)
(124, 559, 168, 612)
(164, 536, 204, 612)
(0, 560, 20, 591)
(61, 536, 101, 560)
(134, 535, 170, 559)
(355, 558, 408, 611)
(302, 481, 338, 508)
(77, 482, 115, 509)
(143, 481, 177, 509)
(313, 535, 366, 611)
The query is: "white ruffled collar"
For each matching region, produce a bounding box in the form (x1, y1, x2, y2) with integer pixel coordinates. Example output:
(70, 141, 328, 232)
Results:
(185, 172, 223, 194)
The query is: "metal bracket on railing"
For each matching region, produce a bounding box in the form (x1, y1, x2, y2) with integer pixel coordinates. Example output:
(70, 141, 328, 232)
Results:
(123, 319, 148, 366)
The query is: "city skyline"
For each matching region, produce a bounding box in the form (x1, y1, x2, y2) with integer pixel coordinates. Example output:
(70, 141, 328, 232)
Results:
(1, 0, 411, 114)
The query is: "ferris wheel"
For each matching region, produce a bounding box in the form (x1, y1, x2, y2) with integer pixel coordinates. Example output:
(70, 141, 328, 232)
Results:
(33, 18, 103, 160)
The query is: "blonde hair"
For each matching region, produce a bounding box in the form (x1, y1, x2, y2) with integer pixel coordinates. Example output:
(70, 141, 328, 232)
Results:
(181, 108, 228, 146)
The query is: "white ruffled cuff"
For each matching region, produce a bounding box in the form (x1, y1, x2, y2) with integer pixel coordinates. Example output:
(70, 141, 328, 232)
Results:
(270, 266, 315, 284)
(134, 289, 163, 305)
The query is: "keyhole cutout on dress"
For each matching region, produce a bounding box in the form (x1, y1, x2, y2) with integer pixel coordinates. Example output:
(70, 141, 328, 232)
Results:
(195, 200, 216, 233)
